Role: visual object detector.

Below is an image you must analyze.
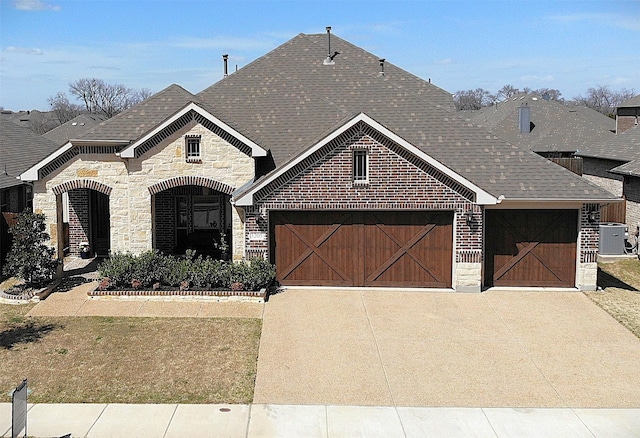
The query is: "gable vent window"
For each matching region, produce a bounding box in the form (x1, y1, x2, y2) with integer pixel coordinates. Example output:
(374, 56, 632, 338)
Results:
(185, 136, 201, 162)
(352, 149, 368, 184)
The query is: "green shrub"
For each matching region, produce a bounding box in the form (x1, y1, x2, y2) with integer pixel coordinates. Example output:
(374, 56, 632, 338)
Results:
(98, 253, 137, 288)
(97, 252, 275, 291)
(3, 211, 57, 286)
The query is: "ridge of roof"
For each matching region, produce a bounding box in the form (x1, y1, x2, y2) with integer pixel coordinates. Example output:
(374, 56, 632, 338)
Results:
(79, 84, 197, 142)
(197, 33, 614, 201)
(619, 94, 640, 108)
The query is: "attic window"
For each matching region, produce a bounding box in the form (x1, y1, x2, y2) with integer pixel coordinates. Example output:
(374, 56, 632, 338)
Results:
(185, 135, 201, 162)
(352, 150, 368, 184)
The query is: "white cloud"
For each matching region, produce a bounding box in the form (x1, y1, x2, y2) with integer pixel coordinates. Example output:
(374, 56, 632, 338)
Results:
(520, 74, 555, 84)
(169, 36, 276, 52)
(549, 12, 640, 32)
(13, 0, 61, 11)
(4, 46, 43, 55)
(434, 58, 453, 65)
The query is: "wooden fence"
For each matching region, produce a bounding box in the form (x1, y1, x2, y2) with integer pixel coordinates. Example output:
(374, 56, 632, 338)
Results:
(549, 157, 583, 175)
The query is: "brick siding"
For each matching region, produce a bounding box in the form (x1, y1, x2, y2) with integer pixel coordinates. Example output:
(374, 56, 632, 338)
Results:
(68, 189, 90, 256)
(246, 122, 481, 263)
(580, 203, 600, 263)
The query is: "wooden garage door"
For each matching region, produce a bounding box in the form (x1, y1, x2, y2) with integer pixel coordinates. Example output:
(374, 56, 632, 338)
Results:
(485, 210, 578, 288)
(270, 211, 453, 288)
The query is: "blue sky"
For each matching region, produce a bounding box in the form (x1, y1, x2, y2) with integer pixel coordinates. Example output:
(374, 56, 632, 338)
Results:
(1, 0, 639, 111)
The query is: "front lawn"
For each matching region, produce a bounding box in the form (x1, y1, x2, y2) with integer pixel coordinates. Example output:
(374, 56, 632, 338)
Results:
(0, 304, 261, 404)
(585, 259, 640, 339)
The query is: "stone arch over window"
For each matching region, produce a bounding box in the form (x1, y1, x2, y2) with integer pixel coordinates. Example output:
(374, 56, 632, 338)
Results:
(148, 177, 235, 196)
(51, 179, 113, 196)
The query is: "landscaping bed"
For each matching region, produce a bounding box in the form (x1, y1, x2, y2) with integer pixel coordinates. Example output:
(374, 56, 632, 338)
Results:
(96, 250, 276, 296)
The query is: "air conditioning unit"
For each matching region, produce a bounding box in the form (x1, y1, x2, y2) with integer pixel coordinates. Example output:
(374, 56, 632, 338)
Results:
(599, 223, 628, 255)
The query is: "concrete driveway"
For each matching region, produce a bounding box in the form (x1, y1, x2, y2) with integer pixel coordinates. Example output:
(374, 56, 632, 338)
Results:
(254, 289, 640, 408)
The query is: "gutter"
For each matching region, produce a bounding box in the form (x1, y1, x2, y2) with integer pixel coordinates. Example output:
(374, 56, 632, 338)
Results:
(493, 197, 623, 204)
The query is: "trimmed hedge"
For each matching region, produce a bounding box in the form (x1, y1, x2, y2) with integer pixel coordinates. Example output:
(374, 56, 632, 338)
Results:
(98, 250, 276, 291)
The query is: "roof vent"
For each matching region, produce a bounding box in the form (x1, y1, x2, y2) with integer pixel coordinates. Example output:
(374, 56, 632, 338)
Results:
(379, 59, 385, 77)
(323, 26, 339, 65)
(223, 54, 229, 77)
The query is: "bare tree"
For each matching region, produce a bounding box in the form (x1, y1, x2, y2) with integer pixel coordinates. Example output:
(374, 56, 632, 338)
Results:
(48, 92, 83, 123)
(496, 84, 519, 100)
(534, 88, 562, 101)
(573, 85, 636, 117)
(453, 88, 493, 111)
(45, 79, 153, 129)
(135, 88, 154, 102)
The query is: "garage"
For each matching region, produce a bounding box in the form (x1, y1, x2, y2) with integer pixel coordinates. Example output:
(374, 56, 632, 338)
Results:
(484, 209, 578, 288)
(270, 211, 453, 288)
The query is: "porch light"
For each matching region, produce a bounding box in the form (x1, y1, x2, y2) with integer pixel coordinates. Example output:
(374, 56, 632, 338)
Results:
(464, 210, 474, 226)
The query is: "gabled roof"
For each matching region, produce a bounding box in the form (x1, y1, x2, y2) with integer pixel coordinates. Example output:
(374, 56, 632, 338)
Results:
(197, 33, 455, 165)
(43, 114, 107, 145)
(234, 113, 497, 206)
(118, 102, 267, 158)
(200, 33, 614, 202)
(0, 119, 59, 190)
(80, 84, 197, 142)
(619, 95, 640, 108)
(577, 125, 640, 177)
(20, 84, 267, 180)
(464, 94, 615, 154)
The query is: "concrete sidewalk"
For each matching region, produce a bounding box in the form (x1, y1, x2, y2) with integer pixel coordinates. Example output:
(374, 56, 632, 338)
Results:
(26, 280, 264, 319)
(2, 403, 639, 437)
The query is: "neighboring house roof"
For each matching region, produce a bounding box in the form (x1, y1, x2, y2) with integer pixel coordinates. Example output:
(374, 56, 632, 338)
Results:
(619, 95, 640, 108)
(0, 119, 59, 190)
(0, 109, 59, 131)
(464, 94, 615, 154)
(577, 125, 640, 177)
(43, 114, 107, 145)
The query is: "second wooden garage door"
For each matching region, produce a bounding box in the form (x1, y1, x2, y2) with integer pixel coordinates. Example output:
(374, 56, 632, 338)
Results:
(270, 211, 453, 288)
(484, 209, 578, 288)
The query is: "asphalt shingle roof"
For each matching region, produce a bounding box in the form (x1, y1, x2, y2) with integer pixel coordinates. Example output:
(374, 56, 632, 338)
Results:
(43, 114, 107, 145)
(0, 119, 59, 190)
(60, 32, 615, 202)
(577, 125, 640, 177)
(197, 33, 613, 201)
(619, 95, 640, 108)
(464, 94, 615, 154)
(80, 84, 198, 142)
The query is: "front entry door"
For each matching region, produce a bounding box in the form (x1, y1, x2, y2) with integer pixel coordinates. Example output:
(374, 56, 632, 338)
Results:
(90, 191, 110, 257)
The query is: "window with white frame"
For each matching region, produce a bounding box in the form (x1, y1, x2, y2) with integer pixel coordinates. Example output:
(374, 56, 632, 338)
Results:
(352, 149, 368, 183)
(185, 136, 201, 162)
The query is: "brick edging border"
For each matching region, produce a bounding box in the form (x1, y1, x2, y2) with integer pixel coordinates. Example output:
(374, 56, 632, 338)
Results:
(88, 288, 267, 299)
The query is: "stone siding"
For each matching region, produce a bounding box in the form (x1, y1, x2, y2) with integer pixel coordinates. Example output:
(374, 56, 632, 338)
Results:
(34, 122, 254, 260)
